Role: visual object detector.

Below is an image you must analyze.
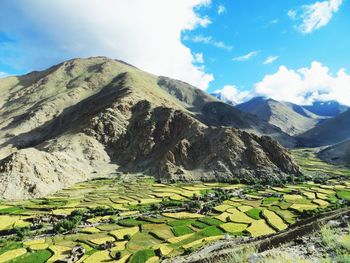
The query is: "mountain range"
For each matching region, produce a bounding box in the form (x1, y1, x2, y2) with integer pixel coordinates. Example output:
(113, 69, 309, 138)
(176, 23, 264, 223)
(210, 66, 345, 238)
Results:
(236, 97, 326, 136)
(0, 57, 300, 199)
(231, 96, 350, 166)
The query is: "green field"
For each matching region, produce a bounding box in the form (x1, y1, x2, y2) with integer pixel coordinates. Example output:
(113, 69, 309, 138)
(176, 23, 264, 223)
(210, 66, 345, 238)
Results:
(0, 149, 349, 262)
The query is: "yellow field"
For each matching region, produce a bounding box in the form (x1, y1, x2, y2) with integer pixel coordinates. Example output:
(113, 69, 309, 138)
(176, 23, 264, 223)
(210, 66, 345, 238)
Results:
(215, 212, 231, 222)
(81, 227, 101, 234)
(182, 235, 224, 249)
(89, 236, 115, 245)
(110, 226, 139, 240)
(312, 199, 329, 207)
(246, 220, 276, 237)
(47, 245, 71, 263)
(167, 233, 195, 244)
(262, 210, 288, 231)
(0, 248, 27, 263)
(162, 212, 204, 219)
(290, 203, 319, 212)
(153, 244, 173, 256)
(214, 204, 232, 212)
(219, 222, 248, 234)
(0, 215, 19, 231)
(227, 208, 256, 224)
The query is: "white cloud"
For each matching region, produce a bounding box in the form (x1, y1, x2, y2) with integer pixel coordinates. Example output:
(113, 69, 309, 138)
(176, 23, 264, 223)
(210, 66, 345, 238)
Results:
(233, 51, 258, 62)
(194, 53, 204, 64)
(254, 61, 350, 105)
(288, 0, 343, 34)
(0, 72, 9, 78)
(213, 85, 250, 104)
(0, 0, 214, 90)
(217, 5, 226, 15)
(287, 10, 297, 20)
(263, 56, 279, 65)
(189, 35, 233, 51)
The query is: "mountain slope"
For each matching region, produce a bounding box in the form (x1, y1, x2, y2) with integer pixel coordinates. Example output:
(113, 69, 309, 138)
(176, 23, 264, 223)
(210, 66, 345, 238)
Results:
(318, 140, 350, 165)
(298, 110, 350, 146)
(157, 78, 296, 147)
(0, 57, 300, 199)
(236, 97, 324, 136)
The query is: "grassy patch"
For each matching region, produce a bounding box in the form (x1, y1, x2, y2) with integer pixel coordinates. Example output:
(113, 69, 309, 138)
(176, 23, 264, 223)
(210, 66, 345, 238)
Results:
(167, 219, 195, 227)
(8, 250, 52, 263)
(262, 197, 280, 206)
(129, 249, 155, 263)
(199, 226, 224, 237)
(198, 217, 223, 226)
(337, 190, 350, 201)
(0, 241, 22, 255)
(0, 207, 26, 215)
(171, 226, 194, 237)
(245, 208, 261, 220)
(191, 221, 209, 229)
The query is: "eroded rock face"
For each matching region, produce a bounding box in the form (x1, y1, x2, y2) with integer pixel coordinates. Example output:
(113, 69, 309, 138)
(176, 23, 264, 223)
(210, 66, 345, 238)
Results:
(0, 57, 301, 199)
(85, 99, 301, 183)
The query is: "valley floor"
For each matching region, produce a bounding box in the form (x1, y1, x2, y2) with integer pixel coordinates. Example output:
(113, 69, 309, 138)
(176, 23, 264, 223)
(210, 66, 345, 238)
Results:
(0, 149, 349, 263)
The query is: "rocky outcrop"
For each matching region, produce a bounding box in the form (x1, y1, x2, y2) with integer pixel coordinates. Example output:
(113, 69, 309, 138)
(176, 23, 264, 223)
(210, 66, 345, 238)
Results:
(0, 57, 301, 199)
(85, 99, 301, 183)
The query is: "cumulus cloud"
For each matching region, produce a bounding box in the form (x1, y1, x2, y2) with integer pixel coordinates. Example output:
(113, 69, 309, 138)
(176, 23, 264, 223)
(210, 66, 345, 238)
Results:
(288, 0, 343, 34)
(188, 35, 233, 51)
(254, 61, 350, 105)
(263, 56, 279, 65)
(213, 85, 250, 104)
(233, 51, 258, 62)
(0, 0, 214, 90)
(217, 5, 226, 15)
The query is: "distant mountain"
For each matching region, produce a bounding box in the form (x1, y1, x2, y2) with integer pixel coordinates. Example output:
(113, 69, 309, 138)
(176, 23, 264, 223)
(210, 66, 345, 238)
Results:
(318, 140, 350, 165)
(236, 97, 325, 136)
(298, 109, 350, 147)
(0, 57, 300, 199)
(302, 100, 348, 117)
(210, 91, 236, 106)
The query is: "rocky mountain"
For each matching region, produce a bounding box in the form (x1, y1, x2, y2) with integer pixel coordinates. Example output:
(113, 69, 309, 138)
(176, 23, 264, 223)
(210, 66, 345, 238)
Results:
(236, 97, 325, 136)
(0, 57, 300, 199)
(302, 100, 348, 117)
(298, 109, 350, 147)
(318, 140, 350, 165)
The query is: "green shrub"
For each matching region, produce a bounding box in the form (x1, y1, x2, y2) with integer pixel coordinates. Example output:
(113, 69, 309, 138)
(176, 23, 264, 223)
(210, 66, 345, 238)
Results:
(13, 227, 30, 240)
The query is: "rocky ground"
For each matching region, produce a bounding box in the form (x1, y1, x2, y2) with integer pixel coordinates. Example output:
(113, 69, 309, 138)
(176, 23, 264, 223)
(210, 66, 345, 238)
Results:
(258, 215, 350, 262)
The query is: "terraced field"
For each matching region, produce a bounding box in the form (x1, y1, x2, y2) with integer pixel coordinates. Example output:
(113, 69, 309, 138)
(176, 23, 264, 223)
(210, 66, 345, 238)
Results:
(0, 149, 349, 262)
(0, 176, 349, 262)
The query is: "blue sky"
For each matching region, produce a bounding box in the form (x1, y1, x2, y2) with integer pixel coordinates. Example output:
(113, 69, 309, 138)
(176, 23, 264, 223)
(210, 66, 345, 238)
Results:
(183, 0, 350, 103)
(1, 0, 350, 104)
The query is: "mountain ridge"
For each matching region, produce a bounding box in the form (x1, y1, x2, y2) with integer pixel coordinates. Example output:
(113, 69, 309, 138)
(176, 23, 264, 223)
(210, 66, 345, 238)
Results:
(236, 97, 326, 136)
